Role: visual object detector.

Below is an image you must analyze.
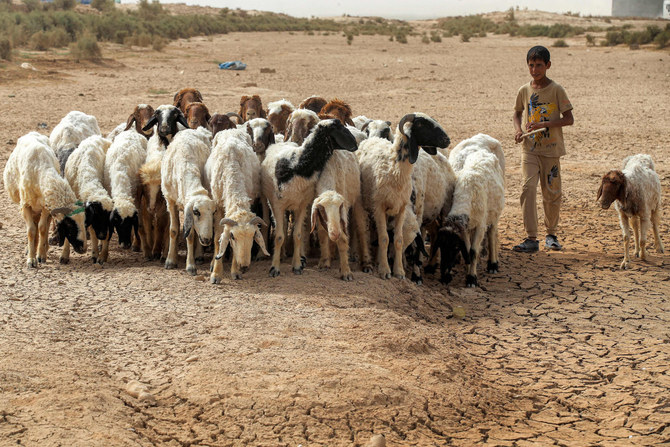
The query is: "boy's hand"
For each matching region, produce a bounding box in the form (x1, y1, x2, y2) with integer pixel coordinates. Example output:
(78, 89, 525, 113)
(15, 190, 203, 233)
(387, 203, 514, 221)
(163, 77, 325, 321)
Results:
(514, 131, 523, 143)
(526, 121, 546, 132)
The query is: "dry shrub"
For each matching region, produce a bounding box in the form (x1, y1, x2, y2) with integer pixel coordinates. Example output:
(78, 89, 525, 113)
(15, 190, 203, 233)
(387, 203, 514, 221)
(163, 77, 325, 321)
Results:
(152, 35, 167, 51)
(70, 34, 101, 61)
(0, 38, 12, 60)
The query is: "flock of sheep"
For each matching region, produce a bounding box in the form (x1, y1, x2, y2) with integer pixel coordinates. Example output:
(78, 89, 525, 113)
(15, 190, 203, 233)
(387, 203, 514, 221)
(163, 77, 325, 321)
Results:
(3, 88, 664, 287)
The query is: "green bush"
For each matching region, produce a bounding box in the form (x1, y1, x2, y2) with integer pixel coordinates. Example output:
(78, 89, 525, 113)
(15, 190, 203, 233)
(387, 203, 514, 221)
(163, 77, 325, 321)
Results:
(430, 31, 441, 42)
(152, 35, 166, 51)
(0, 38, 11, 60)
(553, 39, 568, 47)
(461, 32, 470, 42)
(29, 31, 51, 50)
(91, 0, 114, 12)
(395, 32, 407, 43)
(54, 0, 76, 10)
(70, 34, 101, 61)
(421, 33, 430, 44)
(655, 27, 670, 48)
(585, 34, 595, 46)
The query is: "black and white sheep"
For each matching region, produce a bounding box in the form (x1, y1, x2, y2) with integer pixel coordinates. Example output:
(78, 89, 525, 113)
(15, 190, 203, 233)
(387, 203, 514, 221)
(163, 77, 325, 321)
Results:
(261, 119, 357, 277)
(206, 128, 269, 282)
(162, 127, 216, 275)
(597, 154, 665, 269)
(357, 113, 450, 279)
(142, 104, 190, 150)
(4, 132, 87, 267)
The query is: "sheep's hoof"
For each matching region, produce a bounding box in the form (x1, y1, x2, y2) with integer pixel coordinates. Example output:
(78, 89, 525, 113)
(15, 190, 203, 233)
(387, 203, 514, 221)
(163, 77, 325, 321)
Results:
(26, 258, 37, 268)
(210, 275, 221, 284)
(318, 260, 331, 269)
(231, 273, 242, 280)
(487, 261, 499, 274)
(380, 272, 391, 280)
(465, 274, 478, 287)
(91, 257, 98, 264)
(423, 264, 437, 275)
(195, 256, 205, 264)
(292, 266, 303, 275)
(300, 256, 307, 268)
(38, 257, 46, 264)
(362, 265, 373, 274)
(393, 273, 405, 280)
(341, 272, 354, 281)
(411, 272, 423, 285)
(440, 272, 453, 285)
(620, 260, 629, 270)
(97, 259, 105, 266)
(132, 245, 141, 253)
(59, 257, 69, 265)
(165, 260, 177, 270)
(186, 266, 197, 276)
(269, 266, 280, 277)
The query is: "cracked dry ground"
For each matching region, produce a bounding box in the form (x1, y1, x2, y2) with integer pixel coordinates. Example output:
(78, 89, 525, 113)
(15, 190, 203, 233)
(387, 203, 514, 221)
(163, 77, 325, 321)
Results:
(1, 29, 669, 446)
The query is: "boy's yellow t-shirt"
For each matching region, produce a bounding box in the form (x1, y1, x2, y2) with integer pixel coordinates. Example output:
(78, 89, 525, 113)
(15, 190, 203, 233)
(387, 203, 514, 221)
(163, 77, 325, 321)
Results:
(515, 80, 573, 157)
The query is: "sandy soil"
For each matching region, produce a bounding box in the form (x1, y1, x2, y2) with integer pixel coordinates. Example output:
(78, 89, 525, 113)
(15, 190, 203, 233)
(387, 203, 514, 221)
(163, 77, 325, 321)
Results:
(1, 16, 669, 447)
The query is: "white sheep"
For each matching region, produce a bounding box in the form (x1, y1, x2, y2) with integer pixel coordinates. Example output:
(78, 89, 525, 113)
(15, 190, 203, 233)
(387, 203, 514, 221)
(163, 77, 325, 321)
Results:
(448, 133, 506, 175)
(3, 132, 87, 267)
(104, 129, 147, 251)
(206, 128, 269, 282)
(597, 154, 665, 269)
(162, 127, 216, 275)
(357, 113, 450, 279)
(261, 119, 357, 277)
(63, 135, 114, 264)
(310, 150, 372, 281)
(49, 111, 102, 173)
(432, 149, 505, 287)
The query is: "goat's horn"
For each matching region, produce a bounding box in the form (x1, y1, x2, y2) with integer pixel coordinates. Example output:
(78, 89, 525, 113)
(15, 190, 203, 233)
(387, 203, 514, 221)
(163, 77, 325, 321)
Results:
(360, 120, 372, 132)
(219, 218, 237, 227)
(398, 114, 415, 138)
(250, 216, 267, 227)
(226, 112, 243, 122)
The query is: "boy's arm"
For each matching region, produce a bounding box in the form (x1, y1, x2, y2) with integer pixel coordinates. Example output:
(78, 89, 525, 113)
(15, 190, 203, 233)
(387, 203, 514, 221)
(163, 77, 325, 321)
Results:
(527, 109, 574, 131)
(513, 110, 524, 143)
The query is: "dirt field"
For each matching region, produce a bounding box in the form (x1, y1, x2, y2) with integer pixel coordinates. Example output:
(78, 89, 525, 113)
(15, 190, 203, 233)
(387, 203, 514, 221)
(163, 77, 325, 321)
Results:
(1, 13, 669, 447)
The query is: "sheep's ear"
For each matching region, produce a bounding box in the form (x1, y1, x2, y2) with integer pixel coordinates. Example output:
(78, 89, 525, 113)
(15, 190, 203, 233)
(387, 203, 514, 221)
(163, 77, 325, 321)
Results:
(183, 202, 194, 238)
(215, 229, 231, 260)
(422, 146, 437, 155)
(142, 116, 157, 132)
(415, 233, 428, 257)
(176, 110, 189, 130)
(310, 206, 319, 234)
(254, 229, 270, 257)
(408, 133, 419, 164)
(265, 125, 275, 146)
(125, 114, 136, 131)
(317, 206, 328, 231)
(596, 182, 603, 201)
(240, 95, 250, 106)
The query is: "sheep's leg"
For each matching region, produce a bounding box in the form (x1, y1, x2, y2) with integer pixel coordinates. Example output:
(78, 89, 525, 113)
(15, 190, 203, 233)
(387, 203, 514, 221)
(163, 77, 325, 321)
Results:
(352, 200, 372, 273)
(631, 216, 641, 259)
(156, 210, 169, 261)
(486, 222, 500, 274)
(131, 222, 141, 253)
(194, 238, 204, 264)
(373, 208, 391, 279)
(37, 210, 50, 264)
(391, 209, 406, 280)
(210, 209, 223, 273)
(23, 207, 38, 267)
(165, 200, 180, 270)
(651, 207, 665, 254)
(140, 207, 153, 260)
(619, 212, 631, 269)
(638, 216, 650, 261)
(424, 222, 440, 275)
(317, 226, 331, 269)
(466, 228, 485, 288)
(185, 230, 197, 276)
(269, 202, 284, 277)
(89, 227, 100, 264)
(259, 196, 271, 258)
(100, 238, 110, 264)
(291, 205, 308, 274)
(60, 240, 71, 264)
(336, 232, 353, 281)
(230, 257, 242, 280)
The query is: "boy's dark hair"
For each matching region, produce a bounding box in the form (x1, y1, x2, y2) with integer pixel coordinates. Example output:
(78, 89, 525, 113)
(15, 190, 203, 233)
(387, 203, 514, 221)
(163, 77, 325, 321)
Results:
(526, 45, 550, 63)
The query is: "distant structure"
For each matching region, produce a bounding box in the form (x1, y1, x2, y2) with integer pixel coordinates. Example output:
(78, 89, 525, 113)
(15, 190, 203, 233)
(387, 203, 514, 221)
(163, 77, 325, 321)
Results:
(612, 0, 666, 18)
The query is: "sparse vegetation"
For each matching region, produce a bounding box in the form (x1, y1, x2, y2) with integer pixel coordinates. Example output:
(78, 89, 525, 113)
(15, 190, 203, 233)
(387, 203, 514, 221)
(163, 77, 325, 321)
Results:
(0, 37, 11, 60)
(69, 33, 101, 61)
(553, 39, 569, 47)
(585, 34, 595, 46)
(421, 33, 430, 44)
(603, 24, 670, 48)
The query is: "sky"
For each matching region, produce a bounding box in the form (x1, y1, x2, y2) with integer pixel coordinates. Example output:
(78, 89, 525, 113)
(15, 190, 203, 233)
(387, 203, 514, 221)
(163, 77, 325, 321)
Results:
(127, 0, 613, 20)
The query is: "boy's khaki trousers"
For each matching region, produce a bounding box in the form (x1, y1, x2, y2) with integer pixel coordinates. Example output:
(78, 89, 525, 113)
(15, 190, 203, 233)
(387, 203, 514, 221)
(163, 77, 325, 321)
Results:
(520, 152, 562, 239)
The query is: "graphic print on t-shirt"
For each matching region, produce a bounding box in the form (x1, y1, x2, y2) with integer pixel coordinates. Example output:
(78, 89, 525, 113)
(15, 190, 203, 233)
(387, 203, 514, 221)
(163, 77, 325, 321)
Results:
(528, 93, 557, 151)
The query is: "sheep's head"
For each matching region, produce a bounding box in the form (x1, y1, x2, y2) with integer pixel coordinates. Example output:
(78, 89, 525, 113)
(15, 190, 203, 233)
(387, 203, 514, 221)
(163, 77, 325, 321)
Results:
(125, 104, 155, 138)
(311, 191, 348, 242)
(142, 105, 188, 147)
(85, 201, 112, 241)
(216, 215, 269, 277)
(285, 109, 319, 144)
(183, 196, 216, 246)
(362, 119, 393, 142)
(51, 205, 87, 254)
(245, 118, 275, 155)
(433, 215, 470, 285)
(298, 96, 327, 115)
(318, 99, 354, 126)
(318, 119, 357, 152)
(398, 113, 451, 164)
(184, 102, 211, 131)
(267, 100, 294, 135)
(597, 170, 626, 210)
(173, 88, 203, 114)
(239, 95, 266, 122)
(209, 113, 239, 137)
(110, 208, 139, 249)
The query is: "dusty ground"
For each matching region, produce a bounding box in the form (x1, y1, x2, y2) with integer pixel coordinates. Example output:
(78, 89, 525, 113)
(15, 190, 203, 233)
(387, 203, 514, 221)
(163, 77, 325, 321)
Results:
(1, 12, 669, 447)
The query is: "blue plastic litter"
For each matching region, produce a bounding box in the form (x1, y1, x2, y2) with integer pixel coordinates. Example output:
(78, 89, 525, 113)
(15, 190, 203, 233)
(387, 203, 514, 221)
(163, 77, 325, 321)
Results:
(219, 61, 247, 70)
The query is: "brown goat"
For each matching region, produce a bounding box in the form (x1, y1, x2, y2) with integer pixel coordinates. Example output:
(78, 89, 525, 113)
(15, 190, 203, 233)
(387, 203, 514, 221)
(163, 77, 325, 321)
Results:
(239, 95, 266, 122)
(173, 88, 204, 114)
(318, 98, 355, 126)
(284, 109, 320, 145)
(138, 158, 169, 261)
(266, 100, 295, 135)
(124, 104, 155, 138)
(208, 113, 240, 138)
(298, 96, 327, 115)
(183, 102, 211, 130)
